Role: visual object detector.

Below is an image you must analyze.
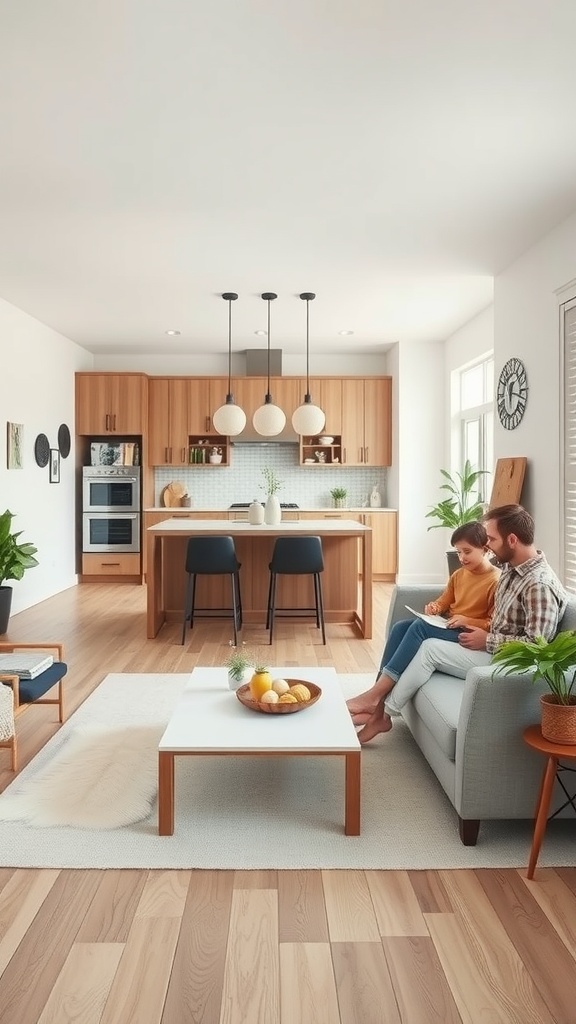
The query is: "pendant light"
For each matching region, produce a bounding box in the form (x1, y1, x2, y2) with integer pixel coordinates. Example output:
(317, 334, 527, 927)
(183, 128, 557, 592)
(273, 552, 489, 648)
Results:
(252, 292, 286, 436)
(212, 292, 247, 436)
(292, 292, 326, 435)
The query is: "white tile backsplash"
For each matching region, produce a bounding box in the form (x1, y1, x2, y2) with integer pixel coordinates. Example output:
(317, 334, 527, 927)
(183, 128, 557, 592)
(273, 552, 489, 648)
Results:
(155, 446, 387, 508)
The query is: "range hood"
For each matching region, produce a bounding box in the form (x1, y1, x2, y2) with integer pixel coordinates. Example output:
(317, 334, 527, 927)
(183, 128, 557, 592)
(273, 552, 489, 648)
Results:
(231, 347, 299, 442)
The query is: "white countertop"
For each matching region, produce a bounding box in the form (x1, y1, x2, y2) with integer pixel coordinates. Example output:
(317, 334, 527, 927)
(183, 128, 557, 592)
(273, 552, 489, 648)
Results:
(148, 517, 370, 533)
(144, 505, 397, 513)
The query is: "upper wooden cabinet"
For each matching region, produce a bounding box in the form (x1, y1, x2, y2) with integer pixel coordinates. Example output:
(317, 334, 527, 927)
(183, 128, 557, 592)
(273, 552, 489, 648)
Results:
(341, 377, 392, 466)
(148, 378, 190, 466)
(229, 377, 303, 435)
(312, 378, 343, 435)
(75, 373, 147, 435)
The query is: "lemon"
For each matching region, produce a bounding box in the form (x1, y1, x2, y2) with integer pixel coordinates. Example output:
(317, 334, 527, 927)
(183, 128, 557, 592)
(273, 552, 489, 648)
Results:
(272, 678, 290, 695)
(289, 683, 311, 703)
(250, 669, 273, 700)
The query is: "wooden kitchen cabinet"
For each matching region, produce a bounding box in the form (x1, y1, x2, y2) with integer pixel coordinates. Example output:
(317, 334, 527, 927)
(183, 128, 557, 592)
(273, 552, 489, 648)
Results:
(230, 377, 303, 434)
(312, 378, 343, 434)
(361, 511, 397, 580)
(75, 373, 147, 435)
(148, 378, 190, 466)
(341, 377, 392, 466)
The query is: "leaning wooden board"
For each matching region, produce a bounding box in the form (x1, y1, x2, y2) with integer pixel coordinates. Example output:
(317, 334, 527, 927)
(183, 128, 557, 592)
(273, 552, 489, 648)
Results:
(489, 457, 527, 508)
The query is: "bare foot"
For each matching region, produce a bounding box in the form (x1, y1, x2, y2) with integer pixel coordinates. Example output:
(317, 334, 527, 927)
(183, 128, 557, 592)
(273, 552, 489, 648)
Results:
(351, 711, 371, 726)
(347, 675, 394, 716)
(357, 708, 393, 744)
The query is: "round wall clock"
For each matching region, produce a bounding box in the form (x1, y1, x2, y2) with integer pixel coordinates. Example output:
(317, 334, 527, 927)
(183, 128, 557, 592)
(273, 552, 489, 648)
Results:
(496, 357, 528, 430)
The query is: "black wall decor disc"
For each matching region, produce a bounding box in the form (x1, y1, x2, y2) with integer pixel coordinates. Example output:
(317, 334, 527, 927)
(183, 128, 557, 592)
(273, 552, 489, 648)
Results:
(58, 423, 71, 458)
(34, 433, 50, 468)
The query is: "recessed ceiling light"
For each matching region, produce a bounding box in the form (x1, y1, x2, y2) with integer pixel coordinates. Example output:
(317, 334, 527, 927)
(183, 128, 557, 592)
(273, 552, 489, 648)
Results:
(254, 330, 267, 336)
(338, 330, 354, 336)
(165, 329, 181, 336)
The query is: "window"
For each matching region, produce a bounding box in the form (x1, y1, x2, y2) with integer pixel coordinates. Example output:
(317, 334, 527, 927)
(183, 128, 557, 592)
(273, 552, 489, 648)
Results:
(455, 356, 494, 502)
(562, 300, 576, 592)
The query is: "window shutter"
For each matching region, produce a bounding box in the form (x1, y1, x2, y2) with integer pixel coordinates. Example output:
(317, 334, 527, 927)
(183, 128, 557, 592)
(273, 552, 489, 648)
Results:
(563, 301, 576, 592)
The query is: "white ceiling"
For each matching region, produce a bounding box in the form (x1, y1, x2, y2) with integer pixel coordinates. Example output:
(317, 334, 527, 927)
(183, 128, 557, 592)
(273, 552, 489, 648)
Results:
(1, 0, 576, 358)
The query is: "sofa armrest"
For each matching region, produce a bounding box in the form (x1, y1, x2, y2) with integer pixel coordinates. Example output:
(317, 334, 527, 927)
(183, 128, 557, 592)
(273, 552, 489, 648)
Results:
(453, 665, 547, 818)
(385, 585, 442, 635)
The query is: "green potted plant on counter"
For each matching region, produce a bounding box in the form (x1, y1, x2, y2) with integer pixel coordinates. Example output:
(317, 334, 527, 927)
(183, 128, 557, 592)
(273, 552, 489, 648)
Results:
(492, 631, 576, 745)
(330, 486, 347, 509)
(0, 509, 39, 634)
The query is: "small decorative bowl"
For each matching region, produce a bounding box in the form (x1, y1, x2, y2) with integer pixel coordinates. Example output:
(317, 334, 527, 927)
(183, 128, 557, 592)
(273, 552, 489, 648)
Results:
(317, 436, 334, 445)
(236, 679, 322, 714)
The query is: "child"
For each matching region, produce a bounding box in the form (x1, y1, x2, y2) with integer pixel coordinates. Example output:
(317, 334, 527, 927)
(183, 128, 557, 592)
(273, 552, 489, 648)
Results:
(347, 521, 500, 724)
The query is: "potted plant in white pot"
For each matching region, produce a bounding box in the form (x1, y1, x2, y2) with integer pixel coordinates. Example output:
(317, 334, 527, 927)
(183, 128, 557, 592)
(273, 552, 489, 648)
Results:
(425, 459, 488, 573)
(260, 467, 283, 525)
(330, 486, 347, 509)
(492, 631, 576, 744)
(225, 641, 255, 690)
(0, 509, 39, 634)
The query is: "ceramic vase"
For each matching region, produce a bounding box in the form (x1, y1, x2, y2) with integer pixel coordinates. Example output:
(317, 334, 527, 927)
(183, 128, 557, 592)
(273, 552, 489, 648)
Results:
(264, 494, 282, 525)
(228, 666, 252, 691)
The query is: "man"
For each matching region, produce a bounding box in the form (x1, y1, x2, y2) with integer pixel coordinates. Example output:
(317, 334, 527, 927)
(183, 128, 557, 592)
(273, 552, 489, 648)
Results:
(350, 504, 568, 744)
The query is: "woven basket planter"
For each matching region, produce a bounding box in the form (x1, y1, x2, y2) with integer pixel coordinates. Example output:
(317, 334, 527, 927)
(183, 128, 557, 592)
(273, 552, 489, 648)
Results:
(540, 693, 576, 745)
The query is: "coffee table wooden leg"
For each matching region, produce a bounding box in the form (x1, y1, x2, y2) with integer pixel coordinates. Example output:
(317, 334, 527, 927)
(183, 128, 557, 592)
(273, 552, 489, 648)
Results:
(527, 755, 557, 879)
(345, 751, 361, 835)
(158, 751, 175, 836)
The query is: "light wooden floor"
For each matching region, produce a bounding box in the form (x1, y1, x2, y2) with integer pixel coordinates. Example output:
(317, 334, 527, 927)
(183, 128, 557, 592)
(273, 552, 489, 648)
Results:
(1, 582, 575, 1023)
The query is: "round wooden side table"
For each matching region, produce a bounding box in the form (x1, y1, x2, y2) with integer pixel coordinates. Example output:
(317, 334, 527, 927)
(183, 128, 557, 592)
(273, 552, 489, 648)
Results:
(523, 725, 576, 879)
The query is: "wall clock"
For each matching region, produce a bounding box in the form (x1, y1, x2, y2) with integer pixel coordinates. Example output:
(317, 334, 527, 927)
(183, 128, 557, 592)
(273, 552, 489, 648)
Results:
(496, 357, 528, 430)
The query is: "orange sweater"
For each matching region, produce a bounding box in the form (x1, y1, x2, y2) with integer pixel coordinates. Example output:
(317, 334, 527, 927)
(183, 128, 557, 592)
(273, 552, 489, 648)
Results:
(435, 564, 501, 630)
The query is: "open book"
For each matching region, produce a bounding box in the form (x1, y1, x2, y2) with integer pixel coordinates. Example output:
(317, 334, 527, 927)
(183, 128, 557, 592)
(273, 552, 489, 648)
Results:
(405, 605, 449, 629)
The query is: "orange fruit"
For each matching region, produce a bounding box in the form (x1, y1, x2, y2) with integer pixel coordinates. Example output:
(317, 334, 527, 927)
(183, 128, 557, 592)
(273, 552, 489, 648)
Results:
(250, 669, 273, 700)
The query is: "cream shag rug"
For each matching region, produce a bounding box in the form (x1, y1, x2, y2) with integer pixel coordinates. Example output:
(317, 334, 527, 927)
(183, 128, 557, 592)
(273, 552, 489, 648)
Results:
(0, 672, 574, 870)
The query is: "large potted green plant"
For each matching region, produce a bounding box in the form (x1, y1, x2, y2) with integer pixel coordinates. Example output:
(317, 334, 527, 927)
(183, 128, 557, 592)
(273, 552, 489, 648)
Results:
(492, 631, 576, 744)
(0, 509, 39, 634)
(426, 460, 488, 574)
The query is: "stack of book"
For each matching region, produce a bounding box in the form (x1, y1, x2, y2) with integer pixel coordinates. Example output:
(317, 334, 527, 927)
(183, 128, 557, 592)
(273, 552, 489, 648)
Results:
(0, 653, 54, 679)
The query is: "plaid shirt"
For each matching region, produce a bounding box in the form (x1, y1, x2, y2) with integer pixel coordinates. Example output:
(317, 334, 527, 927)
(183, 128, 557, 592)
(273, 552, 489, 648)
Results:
(487, 552, 568, 653)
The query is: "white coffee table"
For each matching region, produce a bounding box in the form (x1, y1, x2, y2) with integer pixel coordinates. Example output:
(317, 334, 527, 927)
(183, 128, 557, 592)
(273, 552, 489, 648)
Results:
(158, 666, 362, 836)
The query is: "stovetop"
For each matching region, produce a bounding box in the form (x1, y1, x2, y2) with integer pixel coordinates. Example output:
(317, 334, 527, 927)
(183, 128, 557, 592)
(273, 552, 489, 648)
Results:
(229, 502, 300, 510)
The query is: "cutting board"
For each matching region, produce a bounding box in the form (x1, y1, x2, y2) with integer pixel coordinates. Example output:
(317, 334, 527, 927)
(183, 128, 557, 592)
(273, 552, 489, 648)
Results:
(489, 457, 527, 508)
(161, 481, 186, 507)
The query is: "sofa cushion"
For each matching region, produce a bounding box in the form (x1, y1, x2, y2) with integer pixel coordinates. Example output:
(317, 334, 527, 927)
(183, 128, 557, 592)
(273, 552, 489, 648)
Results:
(409, 673, 465, 761)
(18, 662, 67, 704)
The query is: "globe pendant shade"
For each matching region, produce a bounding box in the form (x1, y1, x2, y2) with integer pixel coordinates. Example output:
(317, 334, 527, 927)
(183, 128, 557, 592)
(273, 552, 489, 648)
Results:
(253, 401, 286, 436)
(212, 400, 247, 436)
(291, 401, 325, 435)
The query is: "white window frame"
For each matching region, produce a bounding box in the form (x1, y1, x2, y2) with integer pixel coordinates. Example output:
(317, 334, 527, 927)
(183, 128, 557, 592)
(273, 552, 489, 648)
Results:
(561, 297, 576, 593)
(452, 354, 494, 503)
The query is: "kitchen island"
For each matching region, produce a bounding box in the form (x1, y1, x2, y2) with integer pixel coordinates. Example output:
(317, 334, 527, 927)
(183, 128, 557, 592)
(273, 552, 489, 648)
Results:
(147, 518, 372, 639)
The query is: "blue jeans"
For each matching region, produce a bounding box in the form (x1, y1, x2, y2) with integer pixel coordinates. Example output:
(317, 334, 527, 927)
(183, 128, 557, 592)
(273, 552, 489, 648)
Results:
(377, 618, 461, 682)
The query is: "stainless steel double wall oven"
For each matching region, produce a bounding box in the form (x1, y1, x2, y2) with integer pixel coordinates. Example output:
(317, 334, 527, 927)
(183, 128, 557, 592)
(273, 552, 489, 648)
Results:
(82, 466, 141, 553)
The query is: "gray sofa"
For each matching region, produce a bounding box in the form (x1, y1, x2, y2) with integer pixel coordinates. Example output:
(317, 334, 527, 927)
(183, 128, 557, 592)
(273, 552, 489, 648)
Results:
(385, 586, 576, 844)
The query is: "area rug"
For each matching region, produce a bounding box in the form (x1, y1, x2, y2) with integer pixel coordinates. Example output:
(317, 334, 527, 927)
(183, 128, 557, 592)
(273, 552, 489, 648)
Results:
(0, 672, 573, 870)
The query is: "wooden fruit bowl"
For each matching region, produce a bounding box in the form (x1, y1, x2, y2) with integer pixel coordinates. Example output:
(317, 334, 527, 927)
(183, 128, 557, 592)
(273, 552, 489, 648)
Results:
(236, 679, 322, 715)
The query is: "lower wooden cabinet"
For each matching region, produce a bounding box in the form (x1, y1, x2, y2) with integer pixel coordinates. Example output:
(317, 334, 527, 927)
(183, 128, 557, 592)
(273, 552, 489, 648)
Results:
(82, 553, 141, 578)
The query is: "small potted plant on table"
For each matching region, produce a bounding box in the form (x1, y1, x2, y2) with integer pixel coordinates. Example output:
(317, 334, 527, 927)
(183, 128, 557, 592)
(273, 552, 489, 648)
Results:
(492, 631, 576, 744)
(225, 642, 255, 691)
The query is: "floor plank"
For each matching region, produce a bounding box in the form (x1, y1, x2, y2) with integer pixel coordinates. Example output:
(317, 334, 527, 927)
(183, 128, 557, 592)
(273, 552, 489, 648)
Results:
(322, 870, 380, 942)
(279, 942, 341, 1024)
(331, 941, 401, 1024)
(382, 935, 462, 1024)
(36, 942, 124, 1024)
(277, 870, 329, 943)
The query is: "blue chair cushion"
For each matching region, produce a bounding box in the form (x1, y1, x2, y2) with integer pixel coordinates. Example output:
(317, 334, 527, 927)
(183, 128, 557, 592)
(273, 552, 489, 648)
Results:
(18, 662, 67, 703)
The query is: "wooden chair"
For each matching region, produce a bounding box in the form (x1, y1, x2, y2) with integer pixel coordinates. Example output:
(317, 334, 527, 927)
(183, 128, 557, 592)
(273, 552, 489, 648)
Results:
(0, 642, 67, 771)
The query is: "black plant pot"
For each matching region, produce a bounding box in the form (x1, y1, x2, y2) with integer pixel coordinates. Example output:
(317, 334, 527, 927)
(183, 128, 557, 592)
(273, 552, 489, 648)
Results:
(0, 586, 13, 635)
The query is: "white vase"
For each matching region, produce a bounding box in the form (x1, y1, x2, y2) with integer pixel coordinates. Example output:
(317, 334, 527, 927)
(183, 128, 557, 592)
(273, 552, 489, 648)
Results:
(228, 666, 252, 691)
(264, 494, 282, 525)
(248, 500, 265, 525)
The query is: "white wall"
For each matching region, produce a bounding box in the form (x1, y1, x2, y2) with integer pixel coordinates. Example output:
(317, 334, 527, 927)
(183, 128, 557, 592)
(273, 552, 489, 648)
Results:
(494, 211, 576, 573)
(93, 352, 389, 376)
(0, 298, 92, 616)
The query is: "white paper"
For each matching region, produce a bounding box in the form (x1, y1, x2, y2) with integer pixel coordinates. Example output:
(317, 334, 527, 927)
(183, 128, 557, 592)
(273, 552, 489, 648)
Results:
(405, 605, 449, 629)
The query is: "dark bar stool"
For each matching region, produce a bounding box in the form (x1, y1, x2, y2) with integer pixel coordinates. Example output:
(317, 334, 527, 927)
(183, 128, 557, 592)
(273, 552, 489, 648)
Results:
(181, 536, 242, 645)
(266, 536, 326, 644)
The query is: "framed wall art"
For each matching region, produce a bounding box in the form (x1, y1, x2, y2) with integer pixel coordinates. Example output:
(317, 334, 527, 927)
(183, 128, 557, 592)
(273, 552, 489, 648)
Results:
(49, 448, 60, 484)
(7, 422, 24, 469)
